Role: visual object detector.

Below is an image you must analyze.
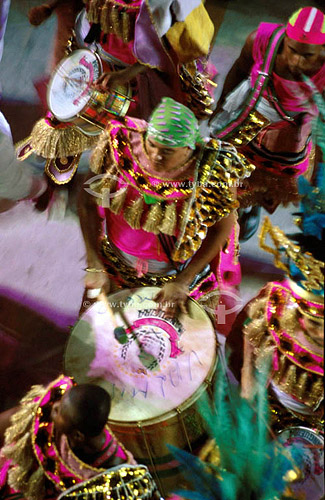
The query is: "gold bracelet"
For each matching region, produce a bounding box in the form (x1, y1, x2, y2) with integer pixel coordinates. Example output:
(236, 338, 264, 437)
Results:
(84, 267, 106, 273)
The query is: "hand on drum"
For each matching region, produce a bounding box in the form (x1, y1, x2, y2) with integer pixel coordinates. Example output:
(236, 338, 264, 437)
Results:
(93, 69, 132, 92)
(154, 281, 189, 318)
(84, 268, 110, 294)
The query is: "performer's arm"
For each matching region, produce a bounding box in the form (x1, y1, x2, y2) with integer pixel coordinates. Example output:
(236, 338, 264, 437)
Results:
(28, 0, 72, 25)
(78, 174, 110, 290)
(94, 63, 147, 92)
(209, 30, 256, 122)
(155, 210, 235, 315)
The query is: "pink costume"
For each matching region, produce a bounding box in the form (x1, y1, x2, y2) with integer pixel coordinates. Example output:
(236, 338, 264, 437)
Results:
(213, 22, 325, 212)
(89, 117, 254, 313)
(249, 22, 325, 163)
(18, 0, 216, 189)
(0, 376, 134, 500)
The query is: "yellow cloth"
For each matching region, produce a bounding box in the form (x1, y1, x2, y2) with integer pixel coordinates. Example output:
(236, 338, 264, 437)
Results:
(166, 2, 214, 63)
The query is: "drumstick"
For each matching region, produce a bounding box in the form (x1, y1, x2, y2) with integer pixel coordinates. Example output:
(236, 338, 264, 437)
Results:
(98, 292, 159, 371)
(98, 292, 128, 344)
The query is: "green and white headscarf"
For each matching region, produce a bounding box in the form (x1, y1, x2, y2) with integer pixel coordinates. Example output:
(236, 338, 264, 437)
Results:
(147, 97, 204, 150)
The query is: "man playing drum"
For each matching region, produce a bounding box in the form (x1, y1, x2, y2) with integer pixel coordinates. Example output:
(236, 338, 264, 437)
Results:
(210, 7, 325, 239)
(0, 376, 138, 500)
(25, 0, 216, 214)
(78, 97, 254, 317)
(28, 0, 215, 120)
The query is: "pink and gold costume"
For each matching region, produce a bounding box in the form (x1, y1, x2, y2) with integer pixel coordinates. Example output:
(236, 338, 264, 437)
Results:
(88, 116, 253, 308)
(212, 20, 325, 211)
(0, 376, 134, 500)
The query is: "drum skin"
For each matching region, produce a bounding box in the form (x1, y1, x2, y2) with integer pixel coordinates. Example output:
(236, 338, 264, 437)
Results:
(65, 287, 217, 496)
(47, 49, 131, 135)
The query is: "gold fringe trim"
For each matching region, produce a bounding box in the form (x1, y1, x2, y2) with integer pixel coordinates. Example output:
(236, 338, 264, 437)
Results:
(110, 187, 128, 214)
(90, 130, 111, 174)
(142, 203, 164, 234)
(296, 372, 309, 400)
(124, 197, 144, 229)
(100, 0, 110, 33)
(159, 201, 177, 236)
(88, 0, 103, 23)
(247, 295, 268, 321)
(90, 174, 117, 197)
(3, 384, 48, 499)
(3, 432, 34, 469)
(122, 9, 130, 43)
(30, 119, 98, 159)
(111, 5, 121, 39)
(26, 467, 46, 500)
(244, 290, 323, 409)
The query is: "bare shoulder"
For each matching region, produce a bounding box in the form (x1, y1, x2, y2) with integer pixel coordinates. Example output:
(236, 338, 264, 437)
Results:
(241, 30, 257, 62)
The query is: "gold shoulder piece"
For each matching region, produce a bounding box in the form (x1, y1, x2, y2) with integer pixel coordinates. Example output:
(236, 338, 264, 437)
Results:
(259, 217, 324, 292)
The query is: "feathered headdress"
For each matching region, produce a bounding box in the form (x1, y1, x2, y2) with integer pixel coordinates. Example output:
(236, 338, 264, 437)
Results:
(169, 363, 303, 500)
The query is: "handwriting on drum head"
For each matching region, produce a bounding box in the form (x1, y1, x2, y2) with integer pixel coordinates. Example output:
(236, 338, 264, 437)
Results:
(87, 305, 207, 402)
(109, 349, 204, 400)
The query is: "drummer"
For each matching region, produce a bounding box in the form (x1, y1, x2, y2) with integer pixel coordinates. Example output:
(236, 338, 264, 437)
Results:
(0, 376, 136, 500)
(78, 97, 254, 318)
(28, 0, 215, 120)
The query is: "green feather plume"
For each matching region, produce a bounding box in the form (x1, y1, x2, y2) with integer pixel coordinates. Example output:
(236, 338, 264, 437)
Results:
(170, 360, 302, 500)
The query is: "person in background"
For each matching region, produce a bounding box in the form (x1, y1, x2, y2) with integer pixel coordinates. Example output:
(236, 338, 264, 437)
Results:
(210, 7, 325, 240)
(0, 0, 46, 212)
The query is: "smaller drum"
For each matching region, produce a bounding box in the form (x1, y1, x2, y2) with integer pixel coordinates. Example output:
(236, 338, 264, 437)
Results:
(277, 426, 324, 500)
(47, 49, 132, 136)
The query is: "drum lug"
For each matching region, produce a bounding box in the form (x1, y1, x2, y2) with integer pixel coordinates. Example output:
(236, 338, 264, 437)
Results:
(137, 422, 164, 495)
(176, 407, 193, 453)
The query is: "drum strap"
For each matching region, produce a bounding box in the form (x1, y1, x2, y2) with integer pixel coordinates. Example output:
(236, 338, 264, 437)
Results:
(216, 25, 285, 140)
(158, 233, 186, 272)
(158, 233, 210, 289)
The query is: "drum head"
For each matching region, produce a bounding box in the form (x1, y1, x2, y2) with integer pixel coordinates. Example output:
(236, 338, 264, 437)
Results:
(65, 287, 217, 422)
(277, 426, 324, 500)
(47, 49, 102, 121)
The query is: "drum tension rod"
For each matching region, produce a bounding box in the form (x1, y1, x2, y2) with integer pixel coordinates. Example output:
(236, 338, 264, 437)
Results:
(176, 407, 193, 453)
(76, 114, 105, 129)
(137, 422, 165, 496)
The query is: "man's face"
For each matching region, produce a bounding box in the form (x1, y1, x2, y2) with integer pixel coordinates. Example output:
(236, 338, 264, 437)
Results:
(145, 136, 192, 173)
(283, 36, 323, 77)
(51, 392, 74, 437)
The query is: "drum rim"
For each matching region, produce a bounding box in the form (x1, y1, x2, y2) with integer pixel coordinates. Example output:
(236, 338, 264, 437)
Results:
(277, 425, 324, 442)
(65, 288, 218, 425)
(47, 48, 103, 122)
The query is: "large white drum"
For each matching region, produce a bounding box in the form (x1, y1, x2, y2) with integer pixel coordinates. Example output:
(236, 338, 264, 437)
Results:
(65, 287, 217, 496)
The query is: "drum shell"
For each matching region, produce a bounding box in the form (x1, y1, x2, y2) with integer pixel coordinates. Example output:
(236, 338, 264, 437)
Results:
(108, 359, 216, 497)
(47, 49, 132, 136)
(73, 88, 131, 136)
